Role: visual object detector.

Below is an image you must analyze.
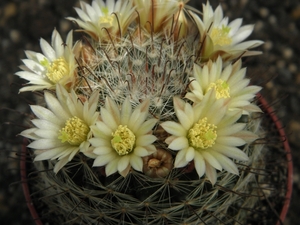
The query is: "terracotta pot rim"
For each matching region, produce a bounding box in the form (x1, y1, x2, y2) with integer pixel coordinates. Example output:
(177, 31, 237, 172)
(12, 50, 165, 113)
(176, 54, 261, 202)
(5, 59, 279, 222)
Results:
(20, 139, 43, 225)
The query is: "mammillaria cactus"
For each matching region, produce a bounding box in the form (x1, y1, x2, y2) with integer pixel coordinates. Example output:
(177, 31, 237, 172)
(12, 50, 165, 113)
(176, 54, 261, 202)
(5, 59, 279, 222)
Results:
(16, 0, 287, 224)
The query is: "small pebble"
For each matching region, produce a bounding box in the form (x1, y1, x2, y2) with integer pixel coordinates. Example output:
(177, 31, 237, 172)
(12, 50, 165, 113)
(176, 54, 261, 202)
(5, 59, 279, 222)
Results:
(283, 48, 293, 59)
(3, 3, 17, 19)
(288, 63, 297, 73)
(292, 6, 300, 19)
(268, 15, 277, 25)
(60, 20, 72, 33)
(277, 68, 292, 84)
(10, 30, 21, 43)
(254, 20, 264, 32)
(263, 40, 273, 51)
(290, 95, 300, 115)
(276, 60, 286, 69)
(259, 7, 269, 18)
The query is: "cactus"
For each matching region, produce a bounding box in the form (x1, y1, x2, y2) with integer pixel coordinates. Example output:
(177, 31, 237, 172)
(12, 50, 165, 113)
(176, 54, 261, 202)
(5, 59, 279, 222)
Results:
(16, 0, 290, 224)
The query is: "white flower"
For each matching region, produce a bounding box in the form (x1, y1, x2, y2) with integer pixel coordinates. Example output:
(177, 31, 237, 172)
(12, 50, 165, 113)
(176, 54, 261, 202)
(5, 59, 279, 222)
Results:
(185, 57, 262, 113)
(67, 0, 137, 41)
(161, 91, 258, 184)
(20, 85, 99, 173)
(189, 2, 263, 62)
(90, 98, 158, 177)
(16, 29, 77, 92)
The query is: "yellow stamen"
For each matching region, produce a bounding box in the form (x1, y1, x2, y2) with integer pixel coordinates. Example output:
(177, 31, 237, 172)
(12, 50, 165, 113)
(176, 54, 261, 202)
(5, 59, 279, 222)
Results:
(207, 79, 230, 99)
(188, 117, 217, 149)
(99, 7, 114, 26)
(46, 57, 69, 83)
(58, 116, 90, 145)
(111, 125, 136, 156)
(210, 25, 232, 46)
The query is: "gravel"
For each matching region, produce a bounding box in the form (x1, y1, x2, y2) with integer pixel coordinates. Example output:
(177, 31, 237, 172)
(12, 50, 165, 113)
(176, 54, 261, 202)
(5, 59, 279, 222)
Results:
(0, 0, 299, 224)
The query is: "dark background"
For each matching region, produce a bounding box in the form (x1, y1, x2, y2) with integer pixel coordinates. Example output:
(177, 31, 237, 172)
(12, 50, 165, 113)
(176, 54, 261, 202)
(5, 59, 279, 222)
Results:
(0, 0, 299, 224)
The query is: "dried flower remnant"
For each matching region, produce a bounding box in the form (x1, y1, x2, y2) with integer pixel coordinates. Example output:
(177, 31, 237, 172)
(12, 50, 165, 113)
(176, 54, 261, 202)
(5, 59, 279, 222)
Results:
(143, 148, 173, 178)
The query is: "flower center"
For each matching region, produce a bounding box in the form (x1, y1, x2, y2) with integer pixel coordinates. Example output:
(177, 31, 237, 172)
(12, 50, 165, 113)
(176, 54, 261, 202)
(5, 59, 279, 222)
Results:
(99, 7, 114, 26)
(111, 125, 136, 156)
(46, 57, 69, 83)
(207, 79, 230, 99)
(188, 117, 217, 149)
(210, 25, 232, 46)
(58, 116, 90, 145)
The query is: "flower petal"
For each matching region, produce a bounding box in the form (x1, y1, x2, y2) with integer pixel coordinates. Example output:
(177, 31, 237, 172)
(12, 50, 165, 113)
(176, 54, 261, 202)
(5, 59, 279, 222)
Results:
(194, 151, 206, 178)
(89, 137, 111, 148)
(54, 156, 69, 174)
(213, 144, 249, 161)
(136, 134, 156, 147)
(168, 136, 189, 150)
(40, 38, 56, 61)
(161, 121, 187, 137)
(130, 155, 143, 172)
(93, 153, 116, 167)
(105, 158, 119, 176)
(135, 118, 158, 136)
(31, 119, 60, 131)
(101, 107, 119, 130)
(121, 98, 132, 125)
(201, 151, 222, 171)
(118, 155, 131, 173)
(30, 105, 61, 125)
(216, 136, 246, 146)
(210, 151, 239, 175)
(134, 146, 150, 157)
(93, 146, 113, 155)
(205, 162, 217, 185)
(185, 147, 195, 162)
(28, 139, 63, 149)
(105, 97, 121, 125)
(44, 92, 70, 121)
(174, 148, 189, 168)
(34, 147, 65, 161)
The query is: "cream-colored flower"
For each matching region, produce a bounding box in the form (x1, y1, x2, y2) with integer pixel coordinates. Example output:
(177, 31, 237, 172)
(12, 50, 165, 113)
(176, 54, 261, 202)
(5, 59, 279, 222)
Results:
(20, 85, 99, 173)
(189, 2, 263, 62)
(161, 91, 257, 184)
(16, 29, 77, 92)
(90, 98, 158, 177)
(67, 0, 137, 41)
(133, 0, 187, 36)
(185, 57, 262, 113)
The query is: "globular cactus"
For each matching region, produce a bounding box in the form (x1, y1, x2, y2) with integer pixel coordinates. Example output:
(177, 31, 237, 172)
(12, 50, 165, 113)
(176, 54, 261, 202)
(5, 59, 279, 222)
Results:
(16, 0, 284, 224)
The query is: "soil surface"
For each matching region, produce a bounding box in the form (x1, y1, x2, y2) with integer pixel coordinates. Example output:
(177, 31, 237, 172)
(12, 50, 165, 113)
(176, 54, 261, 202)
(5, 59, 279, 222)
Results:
(0, 0, 299, 224)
